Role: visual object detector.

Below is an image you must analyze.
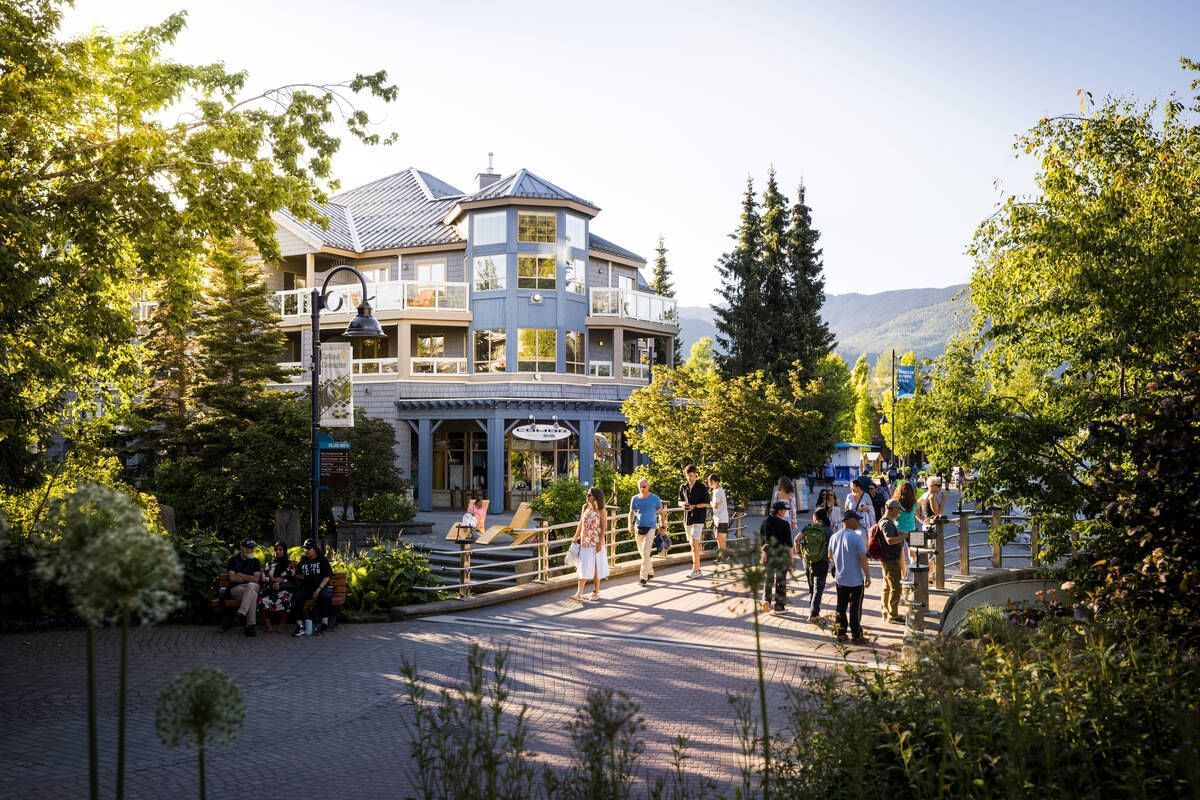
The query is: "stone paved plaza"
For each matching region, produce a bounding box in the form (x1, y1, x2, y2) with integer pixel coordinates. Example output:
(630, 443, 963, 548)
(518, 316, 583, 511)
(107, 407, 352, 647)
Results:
(3, 558, 919, 799)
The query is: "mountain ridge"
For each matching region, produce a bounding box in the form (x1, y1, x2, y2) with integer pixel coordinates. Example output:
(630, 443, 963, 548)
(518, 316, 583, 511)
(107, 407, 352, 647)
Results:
(677, 283, 971, 364)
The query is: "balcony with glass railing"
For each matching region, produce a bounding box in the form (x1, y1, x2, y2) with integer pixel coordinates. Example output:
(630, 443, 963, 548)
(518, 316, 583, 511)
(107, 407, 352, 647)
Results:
(588, 287, 677, 326)
(275, 357, 400, 382)
(411, 356, 468, 376)
(270, 280, 469, 320)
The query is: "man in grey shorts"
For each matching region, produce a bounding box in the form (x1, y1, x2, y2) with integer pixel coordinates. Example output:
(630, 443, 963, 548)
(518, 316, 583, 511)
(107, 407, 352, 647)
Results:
(678, 464, 710, 578)
(628, 478, 667, 586)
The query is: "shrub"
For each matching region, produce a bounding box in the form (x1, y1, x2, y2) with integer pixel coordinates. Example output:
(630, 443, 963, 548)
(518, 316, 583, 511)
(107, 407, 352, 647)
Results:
(530, 478, 589, 526)
(0, 527, 73, 629)
(356, 492, 417, 523)
(773, 615, 1200, 799)
(337, 542, 440, 614)
(167, 529, 230, 623)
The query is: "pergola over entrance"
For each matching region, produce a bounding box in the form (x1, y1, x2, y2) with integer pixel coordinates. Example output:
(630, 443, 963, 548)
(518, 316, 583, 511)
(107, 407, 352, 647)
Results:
(395, 397, 629, 512)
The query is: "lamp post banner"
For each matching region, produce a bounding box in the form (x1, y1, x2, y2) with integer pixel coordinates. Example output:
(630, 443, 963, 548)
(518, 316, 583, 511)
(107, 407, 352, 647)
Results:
(319, 342, 354, 427)
(896, 365, 916, 399)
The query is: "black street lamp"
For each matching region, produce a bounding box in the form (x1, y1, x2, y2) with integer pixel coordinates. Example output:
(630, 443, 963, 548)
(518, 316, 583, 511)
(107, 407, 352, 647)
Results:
(310, 266, 385, 546)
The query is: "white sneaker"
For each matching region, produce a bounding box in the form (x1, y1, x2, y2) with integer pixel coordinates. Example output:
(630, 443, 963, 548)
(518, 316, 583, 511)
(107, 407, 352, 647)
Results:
(688, 569, 702, 578)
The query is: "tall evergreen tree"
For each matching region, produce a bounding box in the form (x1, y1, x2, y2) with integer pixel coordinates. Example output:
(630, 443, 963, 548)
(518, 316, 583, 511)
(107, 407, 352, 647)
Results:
(650, 236, 682, 364)
(154, 238, 307, 541)
(713, 177, 766, 378)
(783, 182, 835, 377)
(122, 257, 204, 485)
(758, 168, 793, 381)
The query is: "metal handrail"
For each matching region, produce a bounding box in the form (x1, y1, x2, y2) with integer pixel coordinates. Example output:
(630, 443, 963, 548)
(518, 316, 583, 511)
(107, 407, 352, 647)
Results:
(414, 507, 747, 594)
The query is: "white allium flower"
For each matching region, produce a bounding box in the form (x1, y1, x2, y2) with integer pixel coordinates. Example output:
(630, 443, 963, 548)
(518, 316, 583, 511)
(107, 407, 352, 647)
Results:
(38, 484, 182, 625)
(156, 666, 245, 749)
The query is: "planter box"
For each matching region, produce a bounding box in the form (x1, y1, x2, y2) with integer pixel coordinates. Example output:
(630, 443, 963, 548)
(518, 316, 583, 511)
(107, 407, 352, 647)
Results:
(332, 521, 433, 551)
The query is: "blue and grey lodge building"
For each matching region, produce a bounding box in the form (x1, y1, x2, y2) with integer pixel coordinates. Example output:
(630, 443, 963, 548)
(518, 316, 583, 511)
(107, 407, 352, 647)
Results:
(266, 163, 678, 512)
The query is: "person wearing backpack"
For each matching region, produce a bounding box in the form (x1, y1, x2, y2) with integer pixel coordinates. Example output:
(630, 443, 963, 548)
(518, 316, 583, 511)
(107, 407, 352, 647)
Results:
(801, 507, 833, 623)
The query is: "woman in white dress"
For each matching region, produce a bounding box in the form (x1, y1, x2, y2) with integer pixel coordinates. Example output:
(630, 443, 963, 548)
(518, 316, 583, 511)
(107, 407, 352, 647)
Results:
(570, 487, 609, 602)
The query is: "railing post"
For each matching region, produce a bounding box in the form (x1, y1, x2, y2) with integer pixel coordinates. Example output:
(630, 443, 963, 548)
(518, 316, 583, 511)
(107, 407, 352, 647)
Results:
(1030, 521, 1040, 568)
(958, 511, 971, 576)
(537, 531, 549, 582)
(933, 515, 946, 590)
(990, 508, 1003, 568)
(906, 563, 929, 639)
(458, 535, 472, 600)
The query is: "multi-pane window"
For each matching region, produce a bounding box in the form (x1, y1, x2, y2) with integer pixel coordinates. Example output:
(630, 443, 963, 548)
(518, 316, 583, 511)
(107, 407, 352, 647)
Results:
(360, 265, 390, 283)
(518, 212, 556, 243)
(517, 328, 556, 372)
(565, 258, 585, 294)
(565, 214, 586, 253)
(415, 260, 446, 283)
(473, 254, 507, 291)
(473, 211, 507, 246)
(416, 335, 445, 358)
(565, 331, 584, 374)
(473, 328, 506, 373)
(517, 255, 556, 290)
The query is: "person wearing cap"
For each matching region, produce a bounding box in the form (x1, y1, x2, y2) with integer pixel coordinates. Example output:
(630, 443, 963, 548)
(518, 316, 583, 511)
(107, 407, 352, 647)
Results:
(880, 499, 907, 623)
(759, 500, 795, 613)
(918, 476, 946, 583)
(291, 539, 333, 637)
(828, 509, 871, 642)
(226, 539, 262, 637)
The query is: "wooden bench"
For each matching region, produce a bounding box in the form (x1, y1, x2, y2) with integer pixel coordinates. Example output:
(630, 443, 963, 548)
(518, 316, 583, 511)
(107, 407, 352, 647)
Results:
(212, 571, 347, 628)
(476, 502, 533, 545)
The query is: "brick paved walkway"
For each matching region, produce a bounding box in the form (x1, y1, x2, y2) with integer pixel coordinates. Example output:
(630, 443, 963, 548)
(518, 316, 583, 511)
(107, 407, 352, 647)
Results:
(3, 560, 912, 799)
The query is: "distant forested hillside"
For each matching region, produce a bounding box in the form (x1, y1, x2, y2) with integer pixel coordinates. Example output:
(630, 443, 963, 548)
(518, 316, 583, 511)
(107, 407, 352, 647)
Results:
(679, 284, 970, 363)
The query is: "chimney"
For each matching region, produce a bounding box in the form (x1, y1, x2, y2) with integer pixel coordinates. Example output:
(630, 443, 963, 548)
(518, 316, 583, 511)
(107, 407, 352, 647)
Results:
(475, 151, 500, 191)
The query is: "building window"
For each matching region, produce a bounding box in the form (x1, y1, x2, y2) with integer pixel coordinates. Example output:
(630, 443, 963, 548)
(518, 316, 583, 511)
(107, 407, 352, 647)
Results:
(417, 335, 445, 358)
(473, 328, 506, 373)
(517, 328, 556, 372)
(473, 211, 506, 246)
(360, 265, 390, 283)
(565, 258, 585, 294)
(617, 272, 634, 292)
(518, 212, 556, 243)
(473, 254, 507, 291)
(565, 214, 586, 253)
(565, 331, 584, 374)
(415, 260, 446, 283)
(517, 255, 556, 290)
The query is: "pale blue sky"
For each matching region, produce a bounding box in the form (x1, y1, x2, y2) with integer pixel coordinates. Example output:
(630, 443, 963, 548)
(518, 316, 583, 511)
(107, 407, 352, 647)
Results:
(62, 1, 1199, 307)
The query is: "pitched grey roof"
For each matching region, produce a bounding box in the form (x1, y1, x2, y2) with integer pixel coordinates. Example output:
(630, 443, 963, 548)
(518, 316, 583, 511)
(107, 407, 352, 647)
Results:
(280, 167, 647, 258)
(463, 168, 598, 210)
(589, 233, 645, 263)
(329, 169, 464, 250)
(277, 201, 359, 251)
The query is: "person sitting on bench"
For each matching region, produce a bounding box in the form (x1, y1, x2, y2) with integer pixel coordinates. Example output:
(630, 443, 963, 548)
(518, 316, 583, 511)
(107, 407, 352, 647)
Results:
(291, 539, 332, 637)
(226, 539, 262, 637)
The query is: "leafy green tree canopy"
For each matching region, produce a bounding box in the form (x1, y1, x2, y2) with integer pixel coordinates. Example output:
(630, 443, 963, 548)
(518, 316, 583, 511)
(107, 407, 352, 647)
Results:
(0, 2, 397, 491)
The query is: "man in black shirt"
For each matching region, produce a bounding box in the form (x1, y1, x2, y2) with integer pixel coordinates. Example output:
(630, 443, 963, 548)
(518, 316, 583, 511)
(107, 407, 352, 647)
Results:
(291, 539, 333, 637)
(678, 464, 710, 578)
(760, 501, 794, 613)
(226, 539, 262, 637)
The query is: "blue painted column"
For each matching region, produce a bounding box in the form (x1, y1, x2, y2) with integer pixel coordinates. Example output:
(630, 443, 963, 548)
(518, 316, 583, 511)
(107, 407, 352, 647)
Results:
(578, 416, 595, 487)
(417, 418, 434, 512)
(487, 416, 505, 512)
